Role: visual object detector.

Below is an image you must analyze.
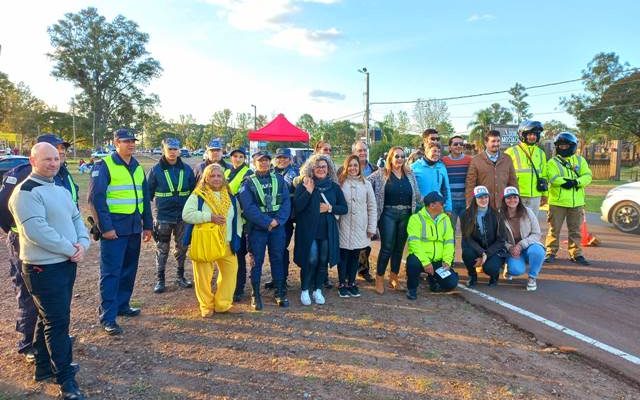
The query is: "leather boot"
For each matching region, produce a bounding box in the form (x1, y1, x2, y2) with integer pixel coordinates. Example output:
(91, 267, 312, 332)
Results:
(274, 280, 290, 308)
(176, 267, 193, 288)
(154, 270, 166, 294)
(388, 272, 405, 291)
(375, 275, 385, 295)
(251, 282, 263, 311)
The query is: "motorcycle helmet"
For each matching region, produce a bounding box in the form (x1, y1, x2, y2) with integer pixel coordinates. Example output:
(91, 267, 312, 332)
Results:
(517, 120, 543, 143)
(554, 132, 578, 157)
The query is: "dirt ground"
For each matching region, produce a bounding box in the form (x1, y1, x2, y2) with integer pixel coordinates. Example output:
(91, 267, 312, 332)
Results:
(1, 232, 639, 400)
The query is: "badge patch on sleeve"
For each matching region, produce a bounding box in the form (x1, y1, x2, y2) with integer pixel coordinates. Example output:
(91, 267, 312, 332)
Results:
(4, 176, 17, 185)
(91, 170, 99, 177)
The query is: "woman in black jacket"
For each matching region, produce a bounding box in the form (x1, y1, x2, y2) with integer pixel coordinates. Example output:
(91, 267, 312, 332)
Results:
(461, 185, 507, 287)
(294, 154, 348, 306)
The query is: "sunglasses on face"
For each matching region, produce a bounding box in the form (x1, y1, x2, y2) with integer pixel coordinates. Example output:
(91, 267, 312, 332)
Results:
(394, 154, 405, 159)
(451, 142, 463, 146)
(428, 137, 440, 141)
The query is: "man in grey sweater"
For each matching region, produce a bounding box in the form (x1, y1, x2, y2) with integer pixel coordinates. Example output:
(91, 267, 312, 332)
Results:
(9, 142, 89, 400)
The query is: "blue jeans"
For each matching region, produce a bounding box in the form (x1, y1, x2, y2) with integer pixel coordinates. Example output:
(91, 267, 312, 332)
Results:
(376, 207, 411, 276)
(449, 200, 467, 235)
(506, 243, 545, 279)
(303, 239, 329, 291)
(248, 225, 285, 285)
(22, 260, 77, 384)
(234, 228, 248, 295)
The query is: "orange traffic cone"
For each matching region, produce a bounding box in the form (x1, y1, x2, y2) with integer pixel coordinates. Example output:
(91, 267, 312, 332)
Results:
(581, 213, 600, 246)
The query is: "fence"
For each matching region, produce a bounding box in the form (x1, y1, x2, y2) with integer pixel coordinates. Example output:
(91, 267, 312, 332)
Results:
(586, 159, 610, 180)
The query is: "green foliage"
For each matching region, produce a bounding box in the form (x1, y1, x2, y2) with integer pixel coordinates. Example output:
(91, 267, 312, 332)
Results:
(508, 82, 532, 123)
(0, 72, 48, 141)
(47, 7, 162, 145)
(467, 103, 513, 143)
(412, 99, 453, 134)
(542, 120, 571, 140)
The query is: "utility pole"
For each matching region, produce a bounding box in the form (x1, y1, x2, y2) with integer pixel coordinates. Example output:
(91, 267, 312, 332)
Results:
(251, 104, 257, 131)
(71, 98, 77, 158)
(358, 67, 370, 144)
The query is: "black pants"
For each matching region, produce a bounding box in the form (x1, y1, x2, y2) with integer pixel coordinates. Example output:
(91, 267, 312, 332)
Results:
(234, 229, 248, 295)
(406, 254, 443, 290)
(357, 246, 371, 275)
(301, 239, 328, 291)
(338, 248, 362, 286)
(22, 260, 77, 384)
(462, 247, 504, 280)
(283, 219, 294, 280)
(376, 208, 411, 276)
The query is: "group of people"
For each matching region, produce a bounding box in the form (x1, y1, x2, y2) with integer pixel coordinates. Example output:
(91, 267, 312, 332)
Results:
(0, 120, 593, 399)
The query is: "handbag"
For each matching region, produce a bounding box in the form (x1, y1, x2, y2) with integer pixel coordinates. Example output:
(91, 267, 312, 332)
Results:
(187, 194, 227, 262)
(520, 144, 548, 192)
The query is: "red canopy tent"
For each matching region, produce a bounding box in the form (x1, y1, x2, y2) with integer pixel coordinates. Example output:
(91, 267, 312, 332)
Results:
(248, 113, 309, 142)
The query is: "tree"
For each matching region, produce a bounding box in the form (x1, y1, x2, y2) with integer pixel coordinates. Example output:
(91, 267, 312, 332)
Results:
(48, 7, 162, 145)
(210, 109, 233, 144)
(296, 114, 319, 144)
(542, 120, 571, 140)
(412, 98, 453, 134)
(0, 72, 48, 142)
(561, 52, 639, 142)
(508, 82, 532, 123)
(467, 103, 513, 143)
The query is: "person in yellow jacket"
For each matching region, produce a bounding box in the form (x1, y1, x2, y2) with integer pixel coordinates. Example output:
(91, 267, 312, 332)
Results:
(504, 120, 548, 215)
(544, 132, 592, 266)
(182, 164, 242, 317)
(405, 191, 459, 300)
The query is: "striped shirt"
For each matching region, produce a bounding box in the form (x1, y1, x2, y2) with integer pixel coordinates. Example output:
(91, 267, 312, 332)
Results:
(442, 155, 472, 203)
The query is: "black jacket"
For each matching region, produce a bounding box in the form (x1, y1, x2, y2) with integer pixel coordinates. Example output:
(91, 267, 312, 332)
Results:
(461, 207, 506, 257)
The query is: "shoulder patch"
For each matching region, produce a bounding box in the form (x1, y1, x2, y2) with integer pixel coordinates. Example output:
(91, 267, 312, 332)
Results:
(20, 179, 42, 192)
(4, 176, 17, 185)
(91, 170, 99, 177)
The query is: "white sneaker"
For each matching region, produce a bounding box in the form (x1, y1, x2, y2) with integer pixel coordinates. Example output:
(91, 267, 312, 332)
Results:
(312, 289, 325, 305)
(526, 278, 537, 291)
(300, 290, 311, 306)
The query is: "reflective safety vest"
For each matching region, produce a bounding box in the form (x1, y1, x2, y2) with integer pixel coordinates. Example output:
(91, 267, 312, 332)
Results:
(154, 168, 191, 198)
(66, 174, 78, 204)
(104, 155, 145, 214)
(546, 154, 592, 208)
(407, 209, 455, 266)
(225, 165, 250, 195)
(250, 174, 280, 213)
(504, 143, 547, 197)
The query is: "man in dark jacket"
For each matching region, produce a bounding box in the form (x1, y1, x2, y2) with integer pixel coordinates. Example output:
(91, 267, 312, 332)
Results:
(147, 137, 196, 293)
(0, 134, 77, 362)
(194, 138, 230, 182)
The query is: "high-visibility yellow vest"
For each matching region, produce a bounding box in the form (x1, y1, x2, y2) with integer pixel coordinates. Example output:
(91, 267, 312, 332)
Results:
(224, 165, 250, 195)
(407, 208, 455, 266)
(66, 174, 77, 204)
(505, 143, 547, 197)
(546, 154, 592, 208)
(104, 155, 145, 214)
(154, 168, 191, 198)
(250, 174, 280, 213)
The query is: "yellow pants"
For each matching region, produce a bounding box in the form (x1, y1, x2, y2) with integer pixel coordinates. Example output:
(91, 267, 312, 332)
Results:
(192, 247, 238, 317)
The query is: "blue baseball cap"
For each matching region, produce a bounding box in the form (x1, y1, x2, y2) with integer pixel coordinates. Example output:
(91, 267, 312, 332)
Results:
(207, 139, 222, 149)
(275, 148, 292, 158)
(163, 137, 181, 149)
(423, 191, 444, 205)
(229, 147, 247, 157)
(252, 150, 272, 161)
(37, 133, 70, 148)
(114, 128, 138, 141)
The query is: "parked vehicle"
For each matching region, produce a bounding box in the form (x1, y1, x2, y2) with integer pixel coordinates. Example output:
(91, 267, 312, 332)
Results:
(91, 150, 110, 158)
(180, 148, 191, 158)
(601, 181, 640, 234)
(0, 155, 29, 178)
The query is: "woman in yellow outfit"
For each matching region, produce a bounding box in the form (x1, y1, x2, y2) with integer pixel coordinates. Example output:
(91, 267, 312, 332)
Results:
(182, 164, 242, 317)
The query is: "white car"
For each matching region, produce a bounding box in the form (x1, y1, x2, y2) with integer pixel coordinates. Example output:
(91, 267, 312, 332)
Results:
(601, 181, 640, 234)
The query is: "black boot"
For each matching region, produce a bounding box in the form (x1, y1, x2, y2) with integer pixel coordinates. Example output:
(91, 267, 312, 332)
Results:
(154, 270, 166, 294)
(176, 267, 193, 289)
(467, 274, 477, 287)
(274, 280, 290, 308)
(251, 282, 263, 311)
(427, 275, 441, 292)
(264, 280, 275, 290)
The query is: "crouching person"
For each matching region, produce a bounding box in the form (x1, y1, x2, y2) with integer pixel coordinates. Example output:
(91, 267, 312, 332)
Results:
(182, 164, 241, 317)
(405, 191, 458, 300)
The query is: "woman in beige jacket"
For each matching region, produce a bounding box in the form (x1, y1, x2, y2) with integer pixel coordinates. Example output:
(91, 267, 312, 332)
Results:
(337, 155, 377, 298)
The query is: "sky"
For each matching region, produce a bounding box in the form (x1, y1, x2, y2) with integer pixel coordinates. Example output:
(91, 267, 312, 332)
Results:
(1, 0, 639, 134)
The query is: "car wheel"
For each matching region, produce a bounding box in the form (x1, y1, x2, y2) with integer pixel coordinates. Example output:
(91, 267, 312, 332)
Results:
(611, 201, 640, 234)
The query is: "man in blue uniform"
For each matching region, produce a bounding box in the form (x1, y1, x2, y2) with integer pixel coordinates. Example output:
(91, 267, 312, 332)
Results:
(264, 148, 298, 290)
(194, 138, 230, 182)
(0, 133, 78, 362)
(88, 128, 152, 335)
(238, 151, 291, 310)
(147, 137, 196, 293)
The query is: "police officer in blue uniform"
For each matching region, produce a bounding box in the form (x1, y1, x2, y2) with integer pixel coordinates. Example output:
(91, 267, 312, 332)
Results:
(147, 137, 196, 293)
(0, 134, 78, 362)
(88, 128, 152, 335)
(194, 138, 230, 182)
(264, 148, 299, 290)
(238, 151, 291, 310)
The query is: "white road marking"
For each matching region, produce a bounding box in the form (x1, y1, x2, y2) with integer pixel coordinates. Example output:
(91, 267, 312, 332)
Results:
(458, 284, 640, 366)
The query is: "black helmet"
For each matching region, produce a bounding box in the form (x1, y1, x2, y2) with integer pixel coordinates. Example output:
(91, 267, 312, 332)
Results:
(517, 120, 543, 143)
(554, 132, 578, 157)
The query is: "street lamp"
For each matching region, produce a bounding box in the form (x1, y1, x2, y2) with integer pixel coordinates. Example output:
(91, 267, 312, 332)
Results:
(250, 104, 257, 131)
(358, 67, 370, 145)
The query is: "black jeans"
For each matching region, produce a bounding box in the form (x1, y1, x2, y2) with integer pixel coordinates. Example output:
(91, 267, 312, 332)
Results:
(376, 207, 411, 276)
(302, 239, 329, 291)
(234, 228, 248, 295)
(462, 247, 504, 280)
(22, 260, 77, 384)
(406, 254, 443, 291)
(338, 248, 362, 286)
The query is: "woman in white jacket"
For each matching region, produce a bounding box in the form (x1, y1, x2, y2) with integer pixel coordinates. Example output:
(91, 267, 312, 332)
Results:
(500, 186, 546, 291)
(337, 155, 377, 298)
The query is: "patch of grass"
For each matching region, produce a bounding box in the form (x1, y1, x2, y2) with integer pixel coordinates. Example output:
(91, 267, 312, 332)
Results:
(129, 379, 152, 395)
(421, 350, 441, 360)
(585, 194, 603, 213)
(129, 299, 144, 308)
(354, 317, 373, 327)
(414, 377, 435, 393)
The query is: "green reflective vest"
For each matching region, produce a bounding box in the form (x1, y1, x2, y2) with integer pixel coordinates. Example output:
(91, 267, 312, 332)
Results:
(225, 165, 250, 195)
(546, 154, 592, 208)
(406, 208, 455, 266)
(504, 143, 547, 197)
(250, 174, 280, 213)
(104, 155, 145, 214)
(155, 168, 190, 198)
